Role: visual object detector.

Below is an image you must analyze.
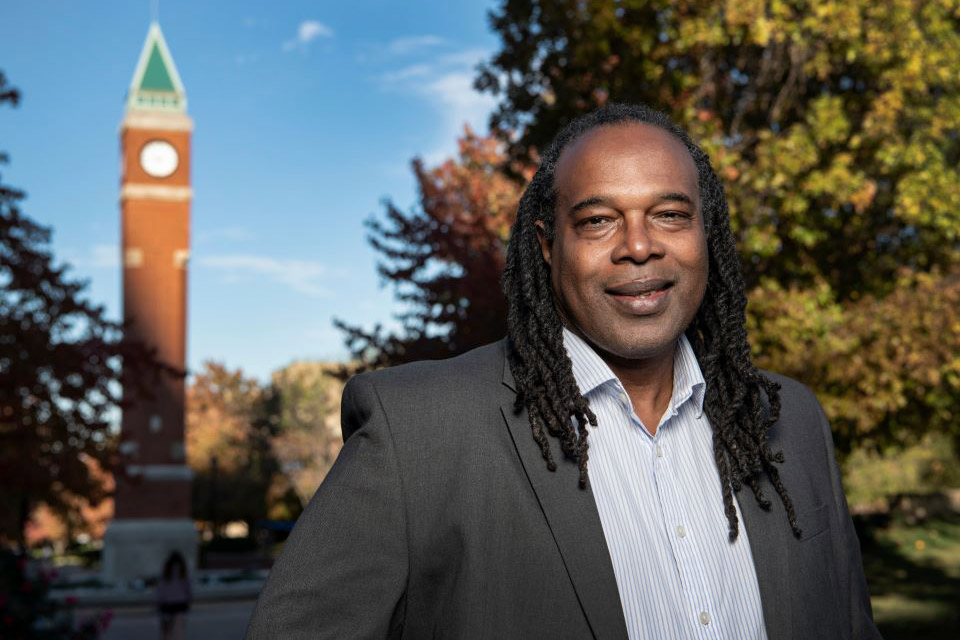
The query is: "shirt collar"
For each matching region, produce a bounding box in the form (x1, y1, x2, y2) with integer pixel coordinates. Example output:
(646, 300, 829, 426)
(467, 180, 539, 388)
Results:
(562, 327, 706, 419)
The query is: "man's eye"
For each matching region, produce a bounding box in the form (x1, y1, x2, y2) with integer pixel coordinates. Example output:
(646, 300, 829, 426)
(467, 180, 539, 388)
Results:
(582, 216, 609, 226)
(657, 211, 690, 221)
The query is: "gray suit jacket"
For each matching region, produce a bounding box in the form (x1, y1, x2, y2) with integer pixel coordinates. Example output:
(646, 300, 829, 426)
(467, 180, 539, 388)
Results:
(246, 339, 881, 639)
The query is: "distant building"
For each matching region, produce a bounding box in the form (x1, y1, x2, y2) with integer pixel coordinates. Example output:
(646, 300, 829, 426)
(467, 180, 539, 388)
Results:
(102, 21, 196, 583)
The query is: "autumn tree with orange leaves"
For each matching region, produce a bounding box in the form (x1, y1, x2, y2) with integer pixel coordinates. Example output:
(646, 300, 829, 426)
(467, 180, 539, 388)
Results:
(186, 362, 301, 533)
(335, 130, 529, 367)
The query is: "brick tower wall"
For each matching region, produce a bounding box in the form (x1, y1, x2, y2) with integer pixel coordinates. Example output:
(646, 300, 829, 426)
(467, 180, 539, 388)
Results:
(113, 121, 192, 520)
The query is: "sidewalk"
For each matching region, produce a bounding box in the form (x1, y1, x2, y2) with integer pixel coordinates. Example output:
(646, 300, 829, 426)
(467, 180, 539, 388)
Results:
(76, 600, 256, 640)
(52, 569, 267, 608)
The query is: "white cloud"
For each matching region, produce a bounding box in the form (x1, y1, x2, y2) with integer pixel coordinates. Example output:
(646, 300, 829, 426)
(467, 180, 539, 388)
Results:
(198, 254, 336, 298)
(283, 20, 334, 52)
(380, 64, 432, 83)
(420, 71, 497, 164)
(299, 20, 333, 41)
(379, 47, 496, 164)
(387, 35, 447, 55)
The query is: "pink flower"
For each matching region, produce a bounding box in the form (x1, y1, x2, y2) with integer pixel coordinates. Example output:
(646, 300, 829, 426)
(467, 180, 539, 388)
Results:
(65, 596, 78, 606)
(99, 609, 114, 630)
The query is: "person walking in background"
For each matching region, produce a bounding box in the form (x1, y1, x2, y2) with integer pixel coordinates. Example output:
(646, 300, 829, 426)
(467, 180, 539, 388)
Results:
(156, 551, 192, 640)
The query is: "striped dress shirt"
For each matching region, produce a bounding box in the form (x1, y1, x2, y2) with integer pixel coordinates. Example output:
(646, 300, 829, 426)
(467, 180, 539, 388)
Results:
(563, 327, 768, 640)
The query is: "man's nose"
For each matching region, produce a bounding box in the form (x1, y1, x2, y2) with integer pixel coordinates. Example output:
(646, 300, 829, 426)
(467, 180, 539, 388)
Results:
(611, 214, 665, 263)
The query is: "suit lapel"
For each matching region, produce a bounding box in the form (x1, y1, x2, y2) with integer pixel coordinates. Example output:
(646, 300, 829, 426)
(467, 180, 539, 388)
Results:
(499, 343, 628, 640)
(737, 480, 793, 640)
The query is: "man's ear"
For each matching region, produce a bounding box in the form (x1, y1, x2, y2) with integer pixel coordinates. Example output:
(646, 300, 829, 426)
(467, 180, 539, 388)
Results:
(534, 220, 552, 267)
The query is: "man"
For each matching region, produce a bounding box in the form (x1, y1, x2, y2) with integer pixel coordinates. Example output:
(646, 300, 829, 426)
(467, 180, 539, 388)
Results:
(246, 104, 881, 639)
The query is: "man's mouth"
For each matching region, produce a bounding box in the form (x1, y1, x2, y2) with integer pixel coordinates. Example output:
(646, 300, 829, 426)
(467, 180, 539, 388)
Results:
(604, 278, 675, 315)
(605, 278, 674, 297)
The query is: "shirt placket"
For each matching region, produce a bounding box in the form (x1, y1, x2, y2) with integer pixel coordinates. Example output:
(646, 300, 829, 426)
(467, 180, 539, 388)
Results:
(646, 405, 723, 640)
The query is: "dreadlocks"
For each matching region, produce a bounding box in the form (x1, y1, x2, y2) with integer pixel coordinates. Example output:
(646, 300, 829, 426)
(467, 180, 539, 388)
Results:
(501, 103, 800, 540)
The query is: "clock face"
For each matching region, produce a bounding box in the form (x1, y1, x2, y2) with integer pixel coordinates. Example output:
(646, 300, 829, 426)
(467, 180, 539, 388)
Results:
(139, 140, 179, 178)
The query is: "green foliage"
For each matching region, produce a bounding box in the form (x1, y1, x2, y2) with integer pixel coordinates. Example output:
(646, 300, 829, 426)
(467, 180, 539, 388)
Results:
(476, 0, 960, 454)
(270, 361, 346, 503)
(748, 269, 960, 453)
(844, 433, 960, 509)
(480, 0, 960, 286)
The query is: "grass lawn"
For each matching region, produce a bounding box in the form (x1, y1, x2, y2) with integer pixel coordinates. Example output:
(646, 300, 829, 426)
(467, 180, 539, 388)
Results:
(860, 512, 960, 639)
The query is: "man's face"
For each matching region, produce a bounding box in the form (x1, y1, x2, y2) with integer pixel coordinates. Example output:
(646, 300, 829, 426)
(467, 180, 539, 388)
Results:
(537, 123, 709, 362)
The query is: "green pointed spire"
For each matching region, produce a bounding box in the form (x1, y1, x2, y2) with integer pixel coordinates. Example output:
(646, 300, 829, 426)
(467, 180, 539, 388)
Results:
(127, 22, 187, 112)
(141, 43, 176, 91)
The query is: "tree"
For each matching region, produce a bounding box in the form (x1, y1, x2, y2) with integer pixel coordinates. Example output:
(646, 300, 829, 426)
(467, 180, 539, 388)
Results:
(186, 362, 301, 532)
(24, 454, 115, 551)
(335, 129, 528, 368)
(477, 0, 959, 286)
(187, 359, 356, 527)
(467, 0, 959, 454)
(0, 71, 173, 547)
(270, 361, 347, 504)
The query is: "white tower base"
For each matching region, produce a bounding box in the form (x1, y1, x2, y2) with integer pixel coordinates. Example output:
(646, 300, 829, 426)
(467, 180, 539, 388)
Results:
(102, 519, 198, 584)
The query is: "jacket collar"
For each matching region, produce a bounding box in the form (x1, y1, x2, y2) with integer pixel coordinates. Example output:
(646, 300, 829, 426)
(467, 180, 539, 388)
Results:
(499, 339, 628, 639)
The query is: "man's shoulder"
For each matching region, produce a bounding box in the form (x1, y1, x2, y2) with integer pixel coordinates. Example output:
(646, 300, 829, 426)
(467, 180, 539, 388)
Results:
(339, 339, 510, 443)
(762, 370, 819, 408)
(345, 338, 508, 400)
(760, 370, 831, 455)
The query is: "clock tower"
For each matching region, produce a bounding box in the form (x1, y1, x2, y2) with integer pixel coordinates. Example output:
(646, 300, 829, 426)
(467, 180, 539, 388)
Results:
(102, 22, 196, 583)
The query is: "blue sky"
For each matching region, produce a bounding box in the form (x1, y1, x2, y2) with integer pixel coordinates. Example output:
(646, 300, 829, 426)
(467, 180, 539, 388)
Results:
(1, 0, 500, 382)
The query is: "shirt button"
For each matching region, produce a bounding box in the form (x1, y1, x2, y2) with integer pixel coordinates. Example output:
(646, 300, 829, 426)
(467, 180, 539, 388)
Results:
(656, 445, 663, 458)
(699, 611, 711, 625)
(676, 525, 686, 538)
(619, 391, 628, 404)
